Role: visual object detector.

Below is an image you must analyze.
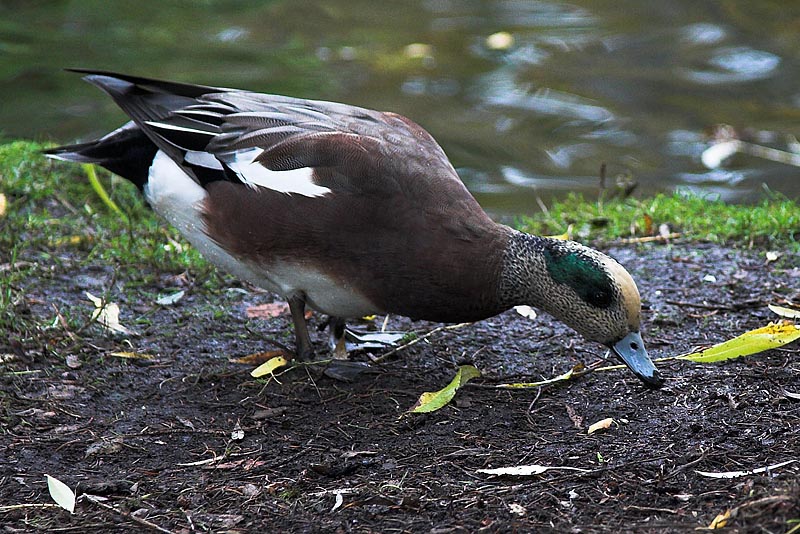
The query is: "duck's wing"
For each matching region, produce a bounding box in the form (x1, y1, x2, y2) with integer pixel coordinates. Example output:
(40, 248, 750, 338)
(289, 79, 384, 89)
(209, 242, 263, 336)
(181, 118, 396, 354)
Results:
(68, 69, 475, 205)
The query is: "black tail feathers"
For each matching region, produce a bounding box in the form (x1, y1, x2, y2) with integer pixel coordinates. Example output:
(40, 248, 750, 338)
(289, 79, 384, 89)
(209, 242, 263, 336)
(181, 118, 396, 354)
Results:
(45, 122, 157, 191)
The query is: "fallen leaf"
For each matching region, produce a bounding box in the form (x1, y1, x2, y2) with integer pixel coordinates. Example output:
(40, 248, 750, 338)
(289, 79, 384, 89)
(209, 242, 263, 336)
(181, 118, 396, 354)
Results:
(508, 503, 526, 516)
(587, 417, 615, 435)
(85, 438, 124, 457)
(768, 304, 800, 319)
(708, 509, 731, 529)
(477, 464, 591, 477)
(45, 474, 75, 514)
(251, 355, 289, 378)
(643, 213, 653, 236)
(86, 292, 136, 336)
(696, 459, 797, 479)
(784, 390, 800, 401)
(678, 321, 800, 363)
(65, 354, 82, 369)
(514, 305, 537, 320)
(246, 302, 289, 318)
(331, 491, 344, 512)
(230, 350, 286, 365)
(409, 365, 480, 413)
(496, 363, 584, 389)
(0, 192, 6, 217)
(156, 290, 185, 306)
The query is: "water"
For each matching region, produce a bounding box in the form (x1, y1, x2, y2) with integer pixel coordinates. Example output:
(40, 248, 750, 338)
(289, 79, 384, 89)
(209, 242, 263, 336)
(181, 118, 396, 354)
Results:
(2, 0, 799, 217)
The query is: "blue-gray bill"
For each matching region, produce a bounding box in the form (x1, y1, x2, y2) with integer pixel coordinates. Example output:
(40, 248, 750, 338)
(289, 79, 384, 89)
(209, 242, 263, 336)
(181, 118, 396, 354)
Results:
(611, 331, 665, 389)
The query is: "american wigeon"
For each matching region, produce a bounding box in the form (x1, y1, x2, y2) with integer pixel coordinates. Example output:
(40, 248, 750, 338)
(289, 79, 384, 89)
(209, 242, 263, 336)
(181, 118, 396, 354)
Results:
(47, 70, 664, 388)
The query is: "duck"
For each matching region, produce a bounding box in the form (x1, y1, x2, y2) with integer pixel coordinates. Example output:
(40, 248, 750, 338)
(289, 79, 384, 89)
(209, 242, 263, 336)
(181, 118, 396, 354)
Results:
(46, 69, 664, 389)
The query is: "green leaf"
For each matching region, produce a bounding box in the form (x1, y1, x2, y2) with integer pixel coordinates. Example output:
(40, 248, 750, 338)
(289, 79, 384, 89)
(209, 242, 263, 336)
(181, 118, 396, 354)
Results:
(678, 322, 800, 363)
(409, 365, 480, 413)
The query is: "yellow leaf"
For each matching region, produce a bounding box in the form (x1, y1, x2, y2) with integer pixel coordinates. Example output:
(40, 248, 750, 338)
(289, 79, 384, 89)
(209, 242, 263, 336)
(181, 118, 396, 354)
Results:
(546, 225, 573, 240)
(251, 356, 289, 378)
(0, 192, 6, 217)
(409, 365, 480, 413)
(678, 321, 800, 363)
(709, 509, 731, 529)
(587, 417, 615, 435)
(496, 363, 584, 389)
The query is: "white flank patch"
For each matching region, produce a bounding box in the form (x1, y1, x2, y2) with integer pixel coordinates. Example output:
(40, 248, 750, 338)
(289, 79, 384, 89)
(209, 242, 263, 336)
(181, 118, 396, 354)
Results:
(225, 148, 331, 197)
(144, 151, 207, 227)
(143, 151, 371, 317)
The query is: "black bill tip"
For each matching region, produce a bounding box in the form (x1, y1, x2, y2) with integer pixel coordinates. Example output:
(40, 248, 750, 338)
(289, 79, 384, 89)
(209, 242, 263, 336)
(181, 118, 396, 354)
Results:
(611, 331, 665, 389)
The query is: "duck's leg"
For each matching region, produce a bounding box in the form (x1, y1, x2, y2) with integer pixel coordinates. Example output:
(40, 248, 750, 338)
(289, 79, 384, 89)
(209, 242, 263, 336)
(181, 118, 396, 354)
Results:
(328, 317, 348, 359)
(288, 296, 314, 360)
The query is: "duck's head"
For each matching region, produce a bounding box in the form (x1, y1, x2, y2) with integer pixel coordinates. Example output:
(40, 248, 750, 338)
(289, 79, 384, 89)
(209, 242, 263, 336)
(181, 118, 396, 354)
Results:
(502, 233, 665, 389)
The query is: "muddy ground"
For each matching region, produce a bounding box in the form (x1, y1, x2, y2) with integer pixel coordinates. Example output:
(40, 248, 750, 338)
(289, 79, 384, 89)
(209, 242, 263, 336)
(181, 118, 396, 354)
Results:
(1, 241, 799, 533)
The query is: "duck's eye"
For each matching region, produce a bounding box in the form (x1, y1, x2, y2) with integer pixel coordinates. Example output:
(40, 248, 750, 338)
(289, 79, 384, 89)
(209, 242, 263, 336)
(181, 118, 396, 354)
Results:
(586, 287, 612, 308)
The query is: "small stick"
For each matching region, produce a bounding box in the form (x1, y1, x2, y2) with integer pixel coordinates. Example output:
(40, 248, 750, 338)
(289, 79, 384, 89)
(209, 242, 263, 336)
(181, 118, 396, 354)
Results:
(373, 322, 472, 362)
(84, 494, 174, 534)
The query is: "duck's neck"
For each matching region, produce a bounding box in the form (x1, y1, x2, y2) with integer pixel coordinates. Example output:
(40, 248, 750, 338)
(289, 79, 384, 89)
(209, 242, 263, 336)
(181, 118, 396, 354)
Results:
(496, 230, 554, 311)
(497, 230, 614, 316)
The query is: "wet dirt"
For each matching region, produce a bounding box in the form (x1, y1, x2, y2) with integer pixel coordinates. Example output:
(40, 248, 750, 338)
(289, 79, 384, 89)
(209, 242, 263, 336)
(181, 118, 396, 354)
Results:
(1, 242, 799, 533)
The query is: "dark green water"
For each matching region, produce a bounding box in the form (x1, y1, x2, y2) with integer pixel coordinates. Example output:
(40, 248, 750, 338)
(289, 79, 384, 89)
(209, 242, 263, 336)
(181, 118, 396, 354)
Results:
(2, 0, 799, 216)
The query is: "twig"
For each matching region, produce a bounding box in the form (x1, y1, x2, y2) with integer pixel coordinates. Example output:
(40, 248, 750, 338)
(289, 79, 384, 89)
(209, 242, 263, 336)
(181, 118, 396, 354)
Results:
(664, 300, 734, 311)
(0, 503, 61, 512)
(83, 494, 174, 534)
(619, 233, 681, 244)
(373, 322, 472, 362)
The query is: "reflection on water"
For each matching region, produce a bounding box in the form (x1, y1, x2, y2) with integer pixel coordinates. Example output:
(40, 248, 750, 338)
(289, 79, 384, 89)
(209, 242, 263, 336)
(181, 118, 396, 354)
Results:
(1, 0, 798, 216)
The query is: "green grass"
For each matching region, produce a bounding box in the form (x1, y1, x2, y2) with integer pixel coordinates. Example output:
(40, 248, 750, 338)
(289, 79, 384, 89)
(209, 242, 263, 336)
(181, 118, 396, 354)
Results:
(517, 192, 800, 249)
(0, 140, 210, 272)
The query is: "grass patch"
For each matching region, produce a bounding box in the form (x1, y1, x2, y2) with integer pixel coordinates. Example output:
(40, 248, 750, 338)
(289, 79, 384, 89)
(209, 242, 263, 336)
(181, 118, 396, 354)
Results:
(0, 140, 210, 272)
(0, 140, 216, 336)
(517, 192, 800, 249)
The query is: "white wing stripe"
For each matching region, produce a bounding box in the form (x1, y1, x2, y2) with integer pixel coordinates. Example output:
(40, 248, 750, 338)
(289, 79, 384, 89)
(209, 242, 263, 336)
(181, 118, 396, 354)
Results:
(226, 148, 331, 198)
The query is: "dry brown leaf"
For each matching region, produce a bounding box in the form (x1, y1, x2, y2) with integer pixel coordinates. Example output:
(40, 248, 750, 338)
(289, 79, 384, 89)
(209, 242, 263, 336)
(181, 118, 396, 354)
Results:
(229, 350, 287, 365)
(246, 302, 290, 318)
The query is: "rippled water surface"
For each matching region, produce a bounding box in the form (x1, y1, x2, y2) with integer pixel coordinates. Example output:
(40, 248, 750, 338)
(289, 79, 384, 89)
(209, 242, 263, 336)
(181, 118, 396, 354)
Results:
(2, 1, 799, 215)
